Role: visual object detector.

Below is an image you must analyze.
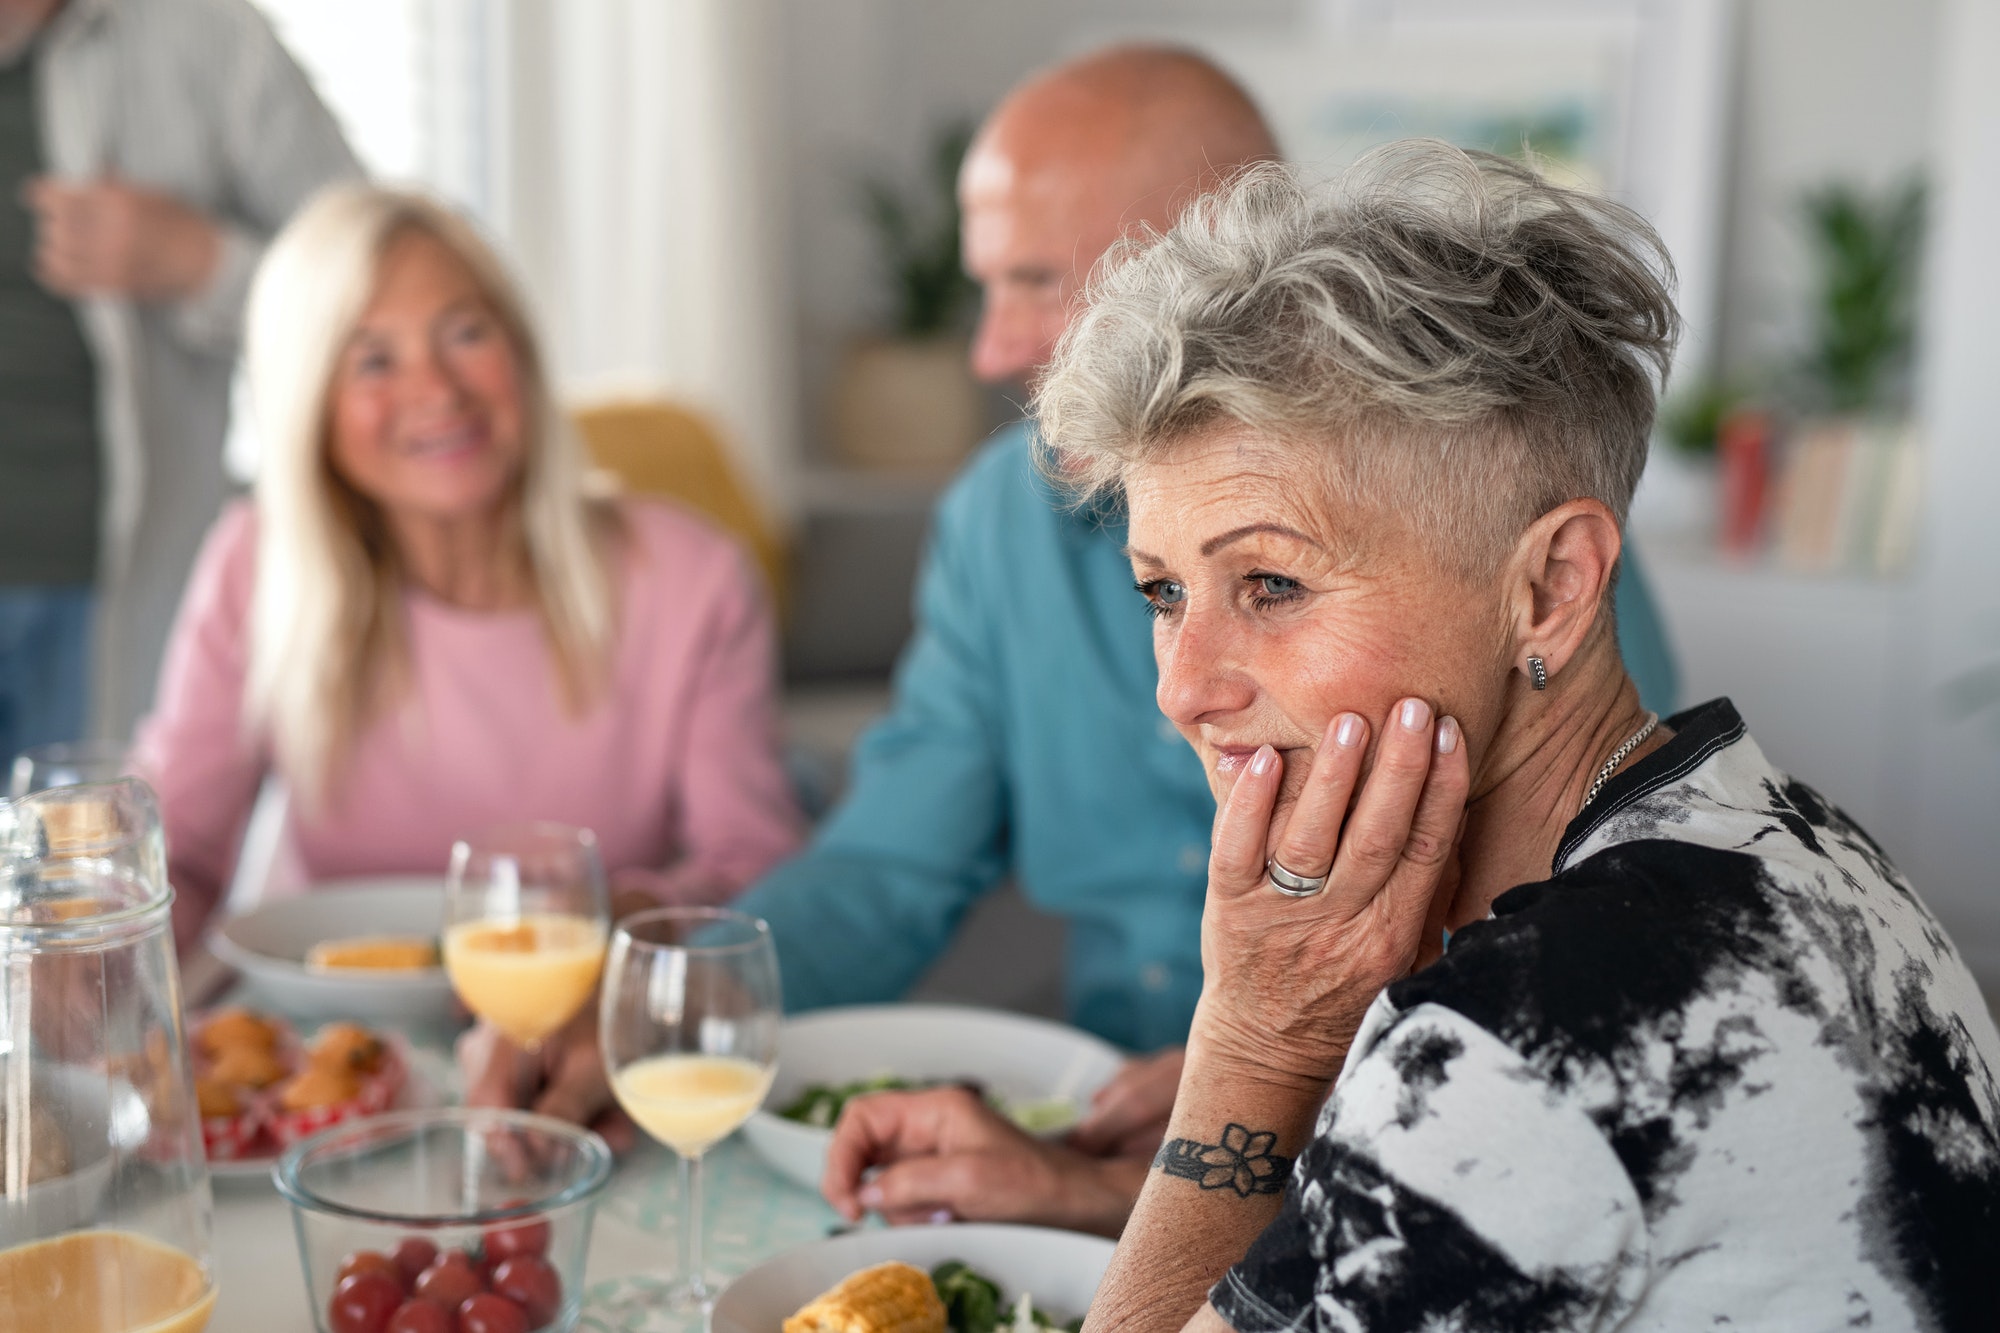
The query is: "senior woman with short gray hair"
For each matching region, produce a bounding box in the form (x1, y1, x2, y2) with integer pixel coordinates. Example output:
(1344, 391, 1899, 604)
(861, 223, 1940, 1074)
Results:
(1035, 144, 2000, 1331)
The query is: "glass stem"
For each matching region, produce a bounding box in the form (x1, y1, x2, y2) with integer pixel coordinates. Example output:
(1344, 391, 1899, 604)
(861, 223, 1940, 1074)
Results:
(680, 1150, 704, 1293)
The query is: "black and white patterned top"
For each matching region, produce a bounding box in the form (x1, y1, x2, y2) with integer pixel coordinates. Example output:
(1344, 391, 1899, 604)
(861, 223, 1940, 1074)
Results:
(1212, 699, 2000, 1332)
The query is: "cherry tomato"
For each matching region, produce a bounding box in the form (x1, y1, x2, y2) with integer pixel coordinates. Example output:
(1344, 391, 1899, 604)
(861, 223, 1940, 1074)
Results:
(328, 1271, 405, 1333)
(481, 1211, 550, 1263)
(412, 1252, 484, 1310)
(457, 1293, 529, 1333)
(489, 1255, 561, 1327)
(392, 1237, 439, 1286)
(385, 1298, 455, 1333)
(336, 1250, 405, 1292)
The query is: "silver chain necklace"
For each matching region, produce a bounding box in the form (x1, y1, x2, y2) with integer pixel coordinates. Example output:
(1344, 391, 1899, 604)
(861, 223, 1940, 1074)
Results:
(1580, 711, 1660, 813)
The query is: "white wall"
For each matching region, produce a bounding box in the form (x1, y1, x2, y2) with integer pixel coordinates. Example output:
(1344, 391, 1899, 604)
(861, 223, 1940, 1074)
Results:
(778, 0, 1947, 455)
(1716, 0, 1942, 371)
(1902, 0, 2000, 975)
(775, 0, 1295, 459)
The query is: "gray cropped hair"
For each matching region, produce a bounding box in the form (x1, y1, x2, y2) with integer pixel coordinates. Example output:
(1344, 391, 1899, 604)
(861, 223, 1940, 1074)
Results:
(1033, 141, 1682, 573)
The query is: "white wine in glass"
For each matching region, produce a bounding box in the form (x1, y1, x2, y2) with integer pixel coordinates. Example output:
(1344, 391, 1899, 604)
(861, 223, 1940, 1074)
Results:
(442, 822, 609, 1050)
(600, 907, 780, 1311)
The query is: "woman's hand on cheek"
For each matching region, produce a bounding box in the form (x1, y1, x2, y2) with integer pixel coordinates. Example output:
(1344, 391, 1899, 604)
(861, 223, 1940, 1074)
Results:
(1192, 697, 1469, 1092)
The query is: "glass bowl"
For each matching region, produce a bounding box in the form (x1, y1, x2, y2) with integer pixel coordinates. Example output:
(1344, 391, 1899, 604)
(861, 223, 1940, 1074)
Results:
(275, 1107, 612, 1333)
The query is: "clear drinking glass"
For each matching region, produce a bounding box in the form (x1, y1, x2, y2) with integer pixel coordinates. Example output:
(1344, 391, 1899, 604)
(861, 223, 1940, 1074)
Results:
(0, 778, 218, 1332)
(9, 740, 135, 798)
(441, 823, 609, 1052)
(600, 908, 779, 1311)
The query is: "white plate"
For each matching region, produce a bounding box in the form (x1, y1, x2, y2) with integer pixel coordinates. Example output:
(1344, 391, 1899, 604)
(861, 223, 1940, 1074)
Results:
(209, 878, 457, 1027)
(740, 1005, 1125, 1195)
(712, 1223, 1114, 1333)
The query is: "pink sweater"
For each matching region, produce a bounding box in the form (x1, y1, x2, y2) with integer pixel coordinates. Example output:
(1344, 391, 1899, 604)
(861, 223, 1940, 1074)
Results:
(133, 499, 804, 948)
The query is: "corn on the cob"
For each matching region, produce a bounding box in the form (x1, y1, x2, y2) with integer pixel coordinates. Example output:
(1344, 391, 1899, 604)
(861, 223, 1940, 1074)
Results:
(783, 1261, 947, 1333)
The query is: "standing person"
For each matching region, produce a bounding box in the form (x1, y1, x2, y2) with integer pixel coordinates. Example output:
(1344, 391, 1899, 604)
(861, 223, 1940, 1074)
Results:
(0, 0, 360, 759)
(486, 46, 1681, 1207)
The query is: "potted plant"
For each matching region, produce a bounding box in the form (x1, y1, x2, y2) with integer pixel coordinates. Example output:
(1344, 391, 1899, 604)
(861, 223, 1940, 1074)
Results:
(831, 122, 985, 471)
(1766, 179, 1927, 573)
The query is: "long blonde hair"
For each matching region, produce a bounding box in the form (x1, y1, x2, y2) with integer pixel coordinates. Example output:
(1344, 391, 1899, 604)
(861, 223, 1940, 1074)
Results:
(243, 185, 617, 809)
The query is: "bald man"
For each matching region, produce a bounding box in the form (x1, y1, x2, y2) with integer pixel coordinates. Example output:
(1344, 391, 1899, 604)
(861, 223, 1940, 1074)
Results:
(470, 46, 1679, 1218)
(746, 48, 1674, 1045)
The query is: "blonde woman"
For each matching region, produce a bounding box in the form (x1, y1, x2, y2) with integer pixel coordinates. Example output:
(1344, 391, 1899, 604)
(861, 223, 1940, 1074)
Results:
(132, 185, 802, 953)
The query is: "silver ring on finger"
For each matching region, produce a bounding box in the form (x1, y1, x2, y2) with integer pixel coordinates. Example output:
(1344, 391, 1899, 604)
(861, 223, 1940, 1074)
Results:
(1267, 857, 1329, 897)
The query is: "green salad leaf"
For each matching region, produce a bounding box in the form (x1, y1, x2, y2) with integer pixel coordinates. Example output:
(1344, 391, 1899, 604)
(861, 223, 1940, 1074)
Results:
(930, 1262, 1081, 1333)
(932, 1260, 1004, 1333)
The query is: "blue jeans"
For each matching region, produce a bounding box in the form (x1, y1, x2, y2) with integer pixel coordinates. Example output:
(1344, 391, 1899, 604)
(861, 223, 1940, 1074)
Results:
(0, 586, 94, 766)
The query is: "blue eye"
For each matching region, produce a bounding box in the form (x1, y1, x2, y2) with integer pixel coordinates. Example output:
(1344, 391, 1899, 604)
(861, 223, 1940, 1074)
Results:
(1248, 574, 1304, 608)
(1135, 579, 1186, 619)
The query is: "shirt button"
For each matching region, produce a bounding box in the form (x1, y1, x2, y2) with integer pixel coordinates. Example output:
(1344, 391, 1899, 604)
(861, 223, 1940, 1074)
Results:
(1178, 844, 1207, 875)
(1157, 718, 1181, 744)
(1140, 962, 1171, 993)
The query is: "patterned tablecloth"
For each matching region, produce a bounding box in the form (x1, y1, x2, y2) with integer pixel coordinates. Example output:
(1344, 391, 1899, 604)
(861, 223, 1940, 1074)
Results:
(207, 1042, 843, 1332)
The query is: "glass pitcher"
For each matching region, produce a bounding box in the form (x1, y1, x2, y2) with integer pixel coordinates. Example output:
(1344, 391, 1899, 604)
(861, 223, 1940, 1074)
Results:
(0, 778, 216, 1333)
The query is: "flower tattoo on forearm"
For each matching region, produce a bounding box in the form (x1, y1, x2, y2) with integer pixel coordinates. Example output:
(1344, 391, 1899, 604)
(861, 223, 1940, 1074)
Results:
(1153, 1123, 1292, 1197)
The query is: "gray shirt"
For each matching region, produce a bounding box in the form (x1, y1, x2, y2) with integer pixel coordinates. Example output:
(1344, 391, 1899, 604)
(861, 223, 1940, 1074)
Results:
(0, 39, 98, 584)
(31, 0, 361, 733)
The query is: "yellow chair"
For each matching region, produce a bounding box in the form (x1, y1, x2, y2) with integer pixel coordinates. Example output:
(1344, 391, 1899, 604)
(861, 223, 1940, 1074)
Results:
(570, 400, 788, 609)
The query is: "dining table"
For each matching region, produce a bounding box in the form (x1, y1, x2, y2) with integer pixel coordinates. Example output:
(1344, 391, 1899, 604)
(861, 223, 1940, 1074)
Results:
(201, 1019, 843, 1332)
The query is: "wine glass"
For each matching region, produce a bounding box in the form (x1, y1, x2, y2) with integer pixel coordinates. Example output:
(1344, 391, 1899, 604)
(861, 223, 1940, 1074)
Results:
(600, 907, 780, 1311)
(8, 740, 134, 797)
(441, 822, 609, 1052)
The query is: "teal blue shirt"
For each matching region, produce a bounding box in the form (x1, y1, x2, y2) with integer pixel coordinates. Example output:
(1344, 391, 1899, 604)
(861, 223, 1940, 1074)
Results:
(737, 425, 1679, 1051)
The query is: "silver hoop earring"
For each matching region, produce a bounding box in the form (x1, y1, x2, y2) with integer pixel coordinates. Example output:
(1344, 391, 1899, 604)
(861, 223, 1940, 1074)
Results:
(1528, 656, 1548, 691)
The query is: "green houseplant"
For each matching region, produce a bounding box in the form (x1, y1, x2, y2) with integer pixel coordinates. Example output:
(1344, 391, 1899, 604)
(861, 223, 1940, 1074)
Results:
(1800, 178, 1925, 415)
(832, 122, 985, 471)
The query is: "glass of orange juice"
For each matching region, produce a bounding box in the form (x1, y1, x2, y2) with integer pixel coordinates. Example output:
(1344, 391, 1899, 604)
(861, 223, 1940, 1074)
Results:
(442, 823, 610, 1052)
(600, 908, 779, 1310)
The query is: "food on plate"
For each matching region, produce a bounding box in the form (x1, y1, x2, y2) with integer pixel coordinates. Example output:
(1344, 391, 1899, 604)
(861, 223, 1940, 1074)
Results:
(195, 1076, 245, 1119)
(333, 1234, 563, 1333)
(783, 1260, 1084, 1333)
(783, 1260, 947, 1333)
(278, 1062, 363, 1112)
(778, 1078, 1080, 1136)
(777, 1075, 922, 1128)
(196, 1005, 281, 1055)
(206, 1040, 288, 1089)
(190, 1007, 405, 1159)
(930, 1262, 1082, 1333)
(310, 1021, 390, 1074)
(306, 935, 441, 972)
(0, 1229, 216, 1333)
(0, 1100, 71, 1184)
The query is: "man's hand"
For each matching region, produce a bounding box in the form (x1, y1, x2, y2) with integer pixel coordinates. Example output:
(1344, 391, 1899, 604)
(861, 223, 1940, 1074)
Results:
(23, 176, 221, 301)
(457, 1009, 636, 1153)
(823, 1086, 1145, 1239)
(1067, 1046, 1184, 1158)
